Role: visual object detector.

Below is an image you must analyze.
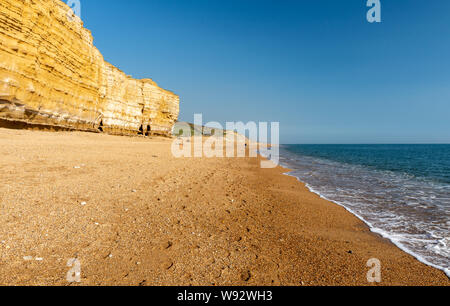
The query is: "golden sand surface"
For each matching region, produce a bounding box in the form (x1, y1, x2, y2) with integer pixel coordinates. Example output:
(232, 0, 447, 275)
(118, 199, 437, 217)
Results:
(0, 128, 448, 286)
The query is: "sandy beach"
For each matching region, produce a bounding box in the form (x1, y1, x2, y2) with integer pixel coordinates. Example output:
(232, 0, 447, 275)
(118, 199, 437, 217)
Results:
(0, 128, 448, 286)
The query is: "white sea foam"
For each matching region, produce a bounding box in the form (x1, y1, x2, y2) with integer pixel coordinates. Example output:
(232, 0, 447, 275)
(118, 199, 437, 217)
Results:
(278, 147, 450, 278)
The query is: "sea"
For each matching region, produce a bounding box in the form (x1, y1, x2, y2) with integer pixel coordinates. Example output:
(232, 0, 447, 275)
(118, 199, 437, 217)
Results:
(278, 144, 450, 277)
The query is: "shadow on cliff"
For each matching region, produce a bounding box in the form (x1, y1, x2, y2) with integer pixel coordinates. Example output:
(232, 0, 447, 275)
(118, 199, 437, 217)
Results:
(0, 118, 76, 132)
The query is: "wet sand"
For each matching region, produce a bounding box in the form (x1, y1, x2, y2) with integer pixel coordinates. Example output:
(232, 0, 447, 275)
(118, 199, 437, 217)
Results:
(0, 128, 448, 286)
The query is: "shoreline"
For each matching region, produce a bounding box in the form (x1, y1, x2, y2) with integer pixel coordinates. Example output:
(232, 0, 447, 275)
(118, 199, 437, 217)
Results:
(274, 146, 450, 279)
(0, 129, 448, 285)
(256, 159, 449, 285)
(281, 170, 450, 279)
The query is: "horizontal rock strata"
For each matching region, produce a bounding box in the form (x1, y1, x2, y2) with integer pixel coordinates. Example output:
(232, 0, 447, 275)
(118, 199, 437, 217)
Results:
(0, 0, 179, 136)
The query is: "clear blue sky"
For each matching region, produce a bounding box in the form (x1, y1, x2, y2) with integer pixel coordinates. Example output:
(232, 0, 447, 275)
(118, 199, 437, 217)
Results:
(77, 0, 450, 144)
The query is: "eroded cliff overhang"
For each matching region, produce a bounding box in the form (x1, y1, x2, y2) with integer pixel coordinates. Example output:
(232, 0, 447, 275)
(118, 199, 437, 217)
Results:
(0, 0, 180, 136)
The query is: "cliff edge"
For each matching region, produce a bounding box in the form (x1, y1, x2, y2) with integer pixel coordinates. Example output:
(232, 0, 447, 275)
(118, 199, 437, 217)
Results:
(0, 0, 180, 136)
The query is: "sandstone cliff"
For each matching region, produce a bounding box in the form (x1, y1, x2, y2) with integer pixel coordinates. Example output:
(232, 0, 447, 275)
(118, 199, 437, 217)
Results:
(0, 0, 180, 136)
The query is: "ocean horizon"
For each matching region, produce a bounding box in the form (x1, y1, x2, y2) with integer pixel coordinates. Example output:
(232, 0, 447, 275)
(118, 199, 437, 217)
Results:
(278, 144, 450, 277)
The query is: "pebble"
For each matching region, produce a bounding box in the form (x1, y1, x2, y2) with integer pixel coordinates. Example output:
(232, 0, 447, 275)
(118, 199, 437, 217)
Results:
(162, 260, 174, 270)
(80, 201, 87, 206)
(162, 241, 173, 249)
(240, 270, 252, 282)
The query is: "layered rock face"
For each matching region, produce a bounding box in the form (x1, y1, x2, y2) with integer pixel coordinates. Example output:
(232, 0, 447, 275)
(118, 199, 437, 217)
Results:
(0, 0, 179, 136)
